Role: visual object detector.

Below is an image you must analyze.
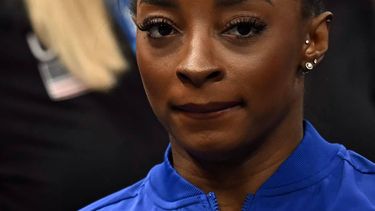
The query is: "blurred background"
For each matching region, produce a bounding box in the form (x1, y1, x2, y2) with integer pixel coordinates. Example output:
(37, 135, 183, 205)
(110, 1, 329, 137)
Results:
(0, 0, 374, 210)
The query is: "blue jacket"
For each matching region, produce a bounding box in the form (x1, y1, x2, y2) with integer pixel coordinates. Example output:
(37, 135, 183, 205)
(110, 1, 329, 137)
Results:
(81, 122, 375, 210)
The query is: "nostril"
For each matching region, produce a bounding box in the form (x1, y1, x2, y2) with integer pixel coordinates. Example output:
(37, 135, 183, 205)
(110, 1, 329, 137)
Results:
(177, 72, 192, 83)
(207, 71, 222, 81)
(176, 68, 224, 87)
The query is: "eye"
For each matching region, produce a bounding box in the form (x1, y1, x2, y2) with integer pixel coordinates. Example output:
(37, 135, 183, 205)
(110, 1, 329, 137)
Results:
(137, 17, 179, 39)
(223, 17, 266, 39)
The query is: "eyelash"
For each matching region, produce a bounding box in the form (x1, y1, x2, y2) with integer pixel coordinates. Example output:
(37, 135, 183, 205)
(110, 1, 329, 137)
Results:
(137, 16, 267, 40)
(137, 16, 179, 39)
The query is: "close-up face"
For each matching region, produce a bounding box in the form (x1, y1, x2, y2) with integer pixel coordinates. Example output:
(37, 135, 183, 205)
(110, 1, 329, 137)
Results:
(134, 0, 320, 160)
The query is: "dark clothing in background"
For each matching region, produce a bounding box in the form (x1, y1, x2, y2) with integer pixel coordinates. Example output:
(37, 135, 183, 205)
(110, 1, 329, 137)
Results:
(305, 0, 375, 162)
(0, 1, 167, 210)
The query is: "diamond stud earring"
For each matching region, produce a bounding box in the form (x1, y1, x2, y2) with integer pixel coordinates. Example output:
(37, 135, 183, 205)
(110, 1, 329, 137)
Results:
(305, 62, 314, 70)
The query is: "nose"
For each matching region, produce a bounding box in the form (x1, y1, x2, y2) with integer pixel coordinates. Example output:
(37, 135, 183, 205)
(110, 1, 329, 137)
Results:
(176, 34, 224, 88)
(177, 67, 224, 88)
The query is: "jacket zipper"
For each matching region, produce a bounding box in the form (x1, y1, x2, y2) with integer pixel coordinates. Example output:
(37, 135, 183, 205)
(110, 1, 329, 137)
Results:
(241, 194, 254, 211)
(207, 192, 220, 211)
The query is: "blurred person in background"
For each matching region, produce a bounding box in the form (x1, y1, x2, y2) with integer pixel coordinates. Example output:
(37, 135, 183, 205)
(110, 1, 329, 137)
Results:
(0, 0, 167, 210)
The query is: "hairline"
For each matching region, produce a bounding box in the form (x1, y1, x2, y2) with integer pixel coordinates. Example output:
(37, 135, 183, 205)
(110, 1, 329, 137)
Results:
(128, 0, 325, 18)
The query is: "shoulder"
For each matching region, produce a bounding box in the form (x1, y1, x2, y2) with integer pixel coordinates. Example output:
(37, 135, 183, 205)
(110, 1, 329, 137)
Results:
(330, 147, 375, 202)
(79, 179, 146, 211)
(337, 148, 375, 175)
(306, 146, 375, 210)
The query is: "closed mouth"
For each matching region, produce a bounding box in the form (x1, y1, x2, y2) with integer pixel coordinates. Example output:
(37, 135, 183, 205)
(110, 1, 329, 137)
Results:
(172, 101, 243, 114)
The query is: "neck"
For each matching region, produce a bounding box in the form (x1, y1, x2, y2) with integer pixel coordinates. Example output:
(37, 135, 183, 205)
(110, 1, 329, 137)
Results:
(171, 112, 303, 210)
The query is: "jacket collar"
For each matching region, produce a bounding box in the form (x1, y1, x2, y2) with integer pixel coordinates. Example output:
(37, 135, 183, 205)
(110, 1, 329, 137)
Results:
(145, 121, 342, 207)
(257, 121, 342, 196)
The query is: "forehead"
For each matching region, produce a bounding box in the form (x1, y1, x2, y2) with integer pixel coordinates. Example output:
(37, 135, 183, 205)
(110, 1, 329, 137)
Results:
(134, 0, 305, 22)
(137, 0, 274, 8)
(134, 0, 304, 15)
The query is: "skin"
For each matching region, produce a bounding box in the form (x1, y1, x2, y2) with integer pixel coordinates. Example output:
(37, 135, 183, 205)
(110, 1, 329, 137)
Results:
(134, 0, 332, 210)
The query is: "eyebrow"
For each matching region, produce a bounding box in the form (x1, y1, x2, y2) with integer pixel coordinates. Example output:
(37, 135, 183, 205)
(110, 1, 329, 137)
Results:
(139, 0, 177, 8)
(139, 0, 273, 8)
(216, 0, 273, 6)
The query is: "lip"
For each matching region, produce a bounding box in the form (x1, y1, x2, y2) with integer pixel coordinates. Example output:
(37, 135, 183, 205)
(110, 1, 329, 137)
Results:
(171, 101, 243, 119)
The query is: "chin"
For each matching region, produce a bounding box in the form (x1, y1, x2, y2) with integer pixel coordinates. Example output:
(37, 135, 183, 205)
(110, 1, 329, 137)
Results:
(171, 129, 255, 163)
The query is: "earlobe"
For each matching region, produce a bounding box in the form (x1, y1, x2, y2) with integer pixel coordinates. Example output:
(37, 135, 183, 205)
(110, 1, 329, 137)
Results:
(302, 11, 333, 70)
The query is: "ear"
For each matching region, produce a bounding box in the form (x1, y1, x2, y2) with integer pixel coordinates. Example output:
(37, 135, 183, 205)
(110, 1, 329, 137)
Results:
(302, 11, 333, 67)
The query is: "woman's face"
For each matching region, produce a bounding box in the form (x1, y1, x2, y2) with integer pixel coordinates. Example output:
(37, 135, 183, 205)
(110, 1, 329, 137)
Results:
(135, 0, 308, 159)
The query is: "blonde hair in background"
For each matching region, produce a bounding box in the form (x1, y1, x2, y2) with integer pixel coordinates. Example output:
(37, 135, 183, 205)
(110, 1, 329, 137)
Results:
(25, 0, 128, 91)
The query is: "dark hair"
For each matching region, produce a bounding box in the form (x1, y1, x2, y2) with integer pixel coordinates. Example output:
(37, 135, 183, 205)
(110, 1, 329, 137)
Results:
(128, 0, 325, 18)
(302, 0, 326, 18)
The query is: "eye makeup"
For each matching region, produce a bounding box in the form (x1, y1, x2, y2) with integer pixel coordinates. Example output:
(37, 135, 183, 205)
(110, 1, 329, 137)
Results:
(136, 14, 267, 41)
(137, 16, 180, 38)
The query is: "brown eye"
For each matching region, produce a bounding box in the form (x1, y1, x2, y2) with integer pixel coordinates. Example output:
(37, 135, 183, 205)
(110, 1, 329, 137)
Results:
(237, 23, 252, 36)
(223, 17, 267, 39)
(150, 23, 175, 37)
(137, 17, 179, 39)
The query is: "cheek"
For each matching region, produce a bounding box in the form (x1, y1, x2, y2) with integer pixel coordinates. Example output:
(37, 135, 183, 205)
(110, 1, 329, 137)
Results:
(136, 40, 176, 121)
(222, 37, 302, 117)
